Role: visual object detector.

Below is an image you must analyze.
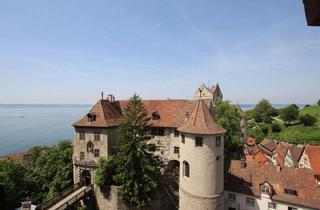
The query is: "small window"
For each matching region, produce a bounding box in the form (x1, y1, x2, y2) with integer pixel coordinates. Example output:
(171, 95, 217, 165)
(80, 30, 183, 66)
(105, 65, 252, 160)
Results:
(174, 146, 179, 154)
(94, 132, 100, 141)
(216, 155, 220, 161)
(228, 193, 236, 202)
(174, 130, 179, 137)
(261, 185, 270, 195)
(216, 136, 221, 147)
(284, 189, 297, 196)
(288, 207, 297, 210)
(195, 137, 203, 147)
(183, 161, 190, 178)
(151, 111, 160, 120)
(87, 113, 96, 122)
(246, 197, 255, 206)
(80, 152, 85, 160)
(94, 149, 100, 158)
(181, 134, 185, 144)
(79, 132, 85, 141)
(268, 202, 277, 210)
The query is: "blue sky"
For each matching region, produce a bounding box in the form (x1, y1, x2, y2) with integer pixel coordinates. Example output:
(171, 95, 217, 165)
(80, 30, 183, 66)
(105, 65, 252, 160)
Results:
(0, 0, 319, 104)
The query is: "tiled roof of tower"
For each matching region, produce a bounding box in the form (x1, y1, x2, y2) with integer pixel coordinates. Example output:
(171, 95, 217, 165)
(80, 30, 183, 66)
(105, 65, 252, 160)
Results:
(305, 145, 320, 175)
(177, 99, 226, 135)
(225, 160, 320, 209)
(73, 99, 200, 128)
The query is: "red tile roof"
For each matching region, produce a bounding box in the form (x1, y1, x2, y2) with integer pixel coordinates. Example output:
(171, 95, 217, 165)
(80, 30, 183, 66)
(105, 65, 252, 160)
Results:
(254, 151, 270, 164)
(177, 99, 226, 135)
(73, 100, 123, 127)
(226, 160, 320, 209)
(305, 145, 320, 175)
(73, 99, 210, 129)
(289, 145, 304, 167)
(246, 137, 256, 146)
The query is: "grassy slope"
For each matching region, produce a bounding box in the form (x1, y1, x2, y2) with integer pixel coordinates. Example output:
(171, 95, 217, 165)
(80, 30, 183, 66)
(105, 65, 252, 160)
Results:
(246, 106, 320, 145)
(268, 106, 320, 145)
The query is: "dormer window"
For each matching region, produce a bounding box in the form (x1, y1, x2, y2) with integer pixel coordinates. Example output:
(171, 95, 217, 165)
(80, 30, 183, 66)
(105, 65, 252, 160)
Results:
(261, 183, 271, 195)
(87, 113, 96, 122)
(152, 111, 160, 120)
(284, 189, 297, 196)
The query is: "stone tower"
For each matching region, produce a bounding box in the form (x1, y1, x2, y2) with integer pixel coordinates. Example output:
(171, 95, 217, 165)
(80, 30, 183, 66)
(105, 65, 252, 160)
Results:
(177, 99, 226, 210)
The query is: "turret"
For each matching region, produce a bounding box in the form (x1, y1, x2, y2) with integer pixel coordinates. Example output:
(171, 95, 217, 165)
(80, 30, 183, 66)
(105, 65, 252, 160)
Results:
(177, 99, 226, 210)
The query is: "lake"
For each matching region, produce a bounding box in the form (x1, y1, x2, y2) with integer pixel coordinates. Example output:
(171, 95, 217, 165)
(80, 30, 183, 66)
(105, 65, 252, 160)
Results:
(0, 103, 306, 156)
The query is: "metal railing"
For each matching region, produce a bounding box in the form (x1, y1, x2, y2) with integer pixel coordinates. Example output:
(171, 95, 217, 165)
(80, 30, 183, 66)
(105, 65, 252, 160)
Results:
(36, 183, 92, 210)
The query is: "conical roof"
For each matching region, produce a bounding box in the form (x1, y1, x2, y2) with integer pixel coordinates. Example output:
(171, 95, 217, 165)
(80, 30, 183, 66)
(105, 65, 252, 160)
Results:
(177, 99, 226, 135)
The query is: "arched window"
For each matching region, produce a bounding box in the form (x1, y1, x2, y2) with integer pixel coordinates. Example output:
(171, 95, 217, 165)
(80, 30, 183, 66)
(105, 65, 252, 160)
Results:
(183, 161, 190, 178)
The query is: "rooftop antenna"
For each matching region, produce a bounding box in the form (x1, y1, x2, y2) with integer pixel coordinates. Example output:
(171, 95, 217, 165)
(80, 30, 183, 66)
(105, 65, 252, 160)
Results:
(101, 91, 104, 100)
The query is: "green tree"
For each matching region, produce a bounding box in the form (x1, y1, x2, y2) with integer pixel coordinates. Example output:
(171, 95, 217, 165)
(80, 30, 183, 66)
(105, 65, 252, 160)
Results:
(317, 99, 320, 106)
(253, 99, 277, 123)
(280, 105, 299, 125)
(113, 94, 161, 208)
(95, 157, 117, 188)
(271, 123, 282, 133)
(300, 114, 317, 126)
(215, 100, 242, 152)
(261, 124, 269, 135)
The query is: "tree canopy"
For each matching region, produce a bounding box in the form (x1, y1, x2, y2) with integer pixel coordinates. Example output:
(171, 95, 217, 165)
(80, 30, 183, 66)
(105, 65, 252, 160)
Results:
(280, 105, 299, 125)
(300, 114, 317, 126)
(95, 94, 161, 208)
(0, 141, 73, 210)
(318, 99, 320, 106)
(252, 99, 277, 123)
(215, 100, 242, 152)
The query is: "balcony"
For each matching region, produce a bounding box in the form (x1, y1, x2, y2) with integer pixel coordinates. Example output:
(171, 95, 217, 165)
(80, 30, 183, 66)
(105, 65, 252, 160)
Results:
(73, 158, 98, 167)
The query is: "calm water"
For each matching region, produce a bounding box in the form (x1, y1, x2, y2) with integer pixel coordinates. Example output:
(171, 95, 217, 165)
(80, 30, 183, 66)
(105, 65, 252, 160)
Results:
(0, 104, 92, 156)
(0, 103, 307, 156)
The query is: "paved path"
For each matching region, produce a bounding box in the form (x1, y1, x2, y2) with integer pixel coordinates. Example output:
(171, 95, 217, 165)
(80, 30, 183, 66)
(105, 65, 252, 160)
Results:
(48, 186, 88, 210)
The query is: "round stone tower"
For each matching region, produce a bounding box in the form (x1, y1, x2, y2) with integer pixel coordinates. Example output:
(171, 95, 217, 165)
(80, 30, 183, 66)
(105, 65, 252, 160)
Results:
(177, 99, 226, 210)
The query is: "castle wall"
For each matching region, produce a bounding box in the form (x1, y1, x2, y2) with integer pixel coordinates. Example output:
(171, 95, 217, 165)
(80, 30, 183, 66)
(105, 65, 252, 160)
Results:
(179, 186, 224, 210)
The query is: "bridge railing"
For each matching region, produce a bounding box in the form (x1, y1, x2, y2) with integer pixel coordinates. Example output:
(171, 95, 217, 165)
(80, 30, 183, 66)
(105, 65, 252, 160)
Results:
(55, 186, 93, 210)
(36, 183, 82, 210)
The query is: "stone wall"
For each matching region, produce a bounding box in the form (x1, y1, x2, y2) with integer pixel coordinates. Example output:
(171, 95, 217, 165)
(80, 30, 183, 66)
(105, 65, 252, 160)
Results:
(179, 187, 224, 210)
(94, 185, 176, 210)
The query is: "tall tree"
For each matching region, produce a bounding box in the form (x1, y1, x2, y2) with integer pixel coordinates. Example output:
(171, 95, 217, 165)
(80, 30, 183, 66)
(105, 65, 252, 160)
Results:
(215, 100, 242, 152)
(253, 99, 277, 123)
(280, 105, 299, 125)
(113, 94, 161, 208)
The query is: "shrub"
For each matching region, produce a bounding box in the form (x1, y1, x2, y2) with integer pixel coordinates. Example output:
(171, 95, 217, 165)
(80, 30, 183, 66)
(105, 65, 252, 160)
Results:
(271, 123, 282, 133)
(300, 114, 317, 126)
(318, 99, 320, 106)
(261, 124, 269, 135)
(304, 104, 311, 108)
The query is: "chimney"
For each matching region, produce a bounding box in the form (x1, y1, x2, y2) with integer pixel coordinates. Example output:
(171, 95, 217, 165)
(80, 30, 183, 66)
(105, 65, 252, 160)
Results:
(101, 91, 104, 100)
(107, 94, 115, 103)
(240, 160, 247, 169)
(276, 165, 281, 172)
(184, 112, 190, 122)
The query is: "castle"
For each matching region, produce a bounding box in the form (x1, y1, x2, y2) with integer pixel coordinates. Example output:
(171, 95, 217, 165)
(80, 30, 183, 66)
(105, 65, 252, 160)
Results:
(72, 84, 225, 209)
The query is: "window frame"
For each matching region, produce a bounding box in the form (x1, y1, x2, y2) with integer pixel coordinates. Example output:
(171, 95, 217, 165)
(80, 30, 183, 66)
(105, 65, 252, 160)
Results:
(174, 146, 179, 154)
(181, 134, 185, 144)
(268, 202, 277, 210)
(79, 132, 85, 141)
(174, 130, 179, 137)
(246, 197, 255, 206)
(216, 136, 221, 147)
(195, 136, 203, 147)
(94, 149, 100, 158)
(80, 152, 85, 160)
(183, 161, 190, 178)
(94, 132, 101, 141)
